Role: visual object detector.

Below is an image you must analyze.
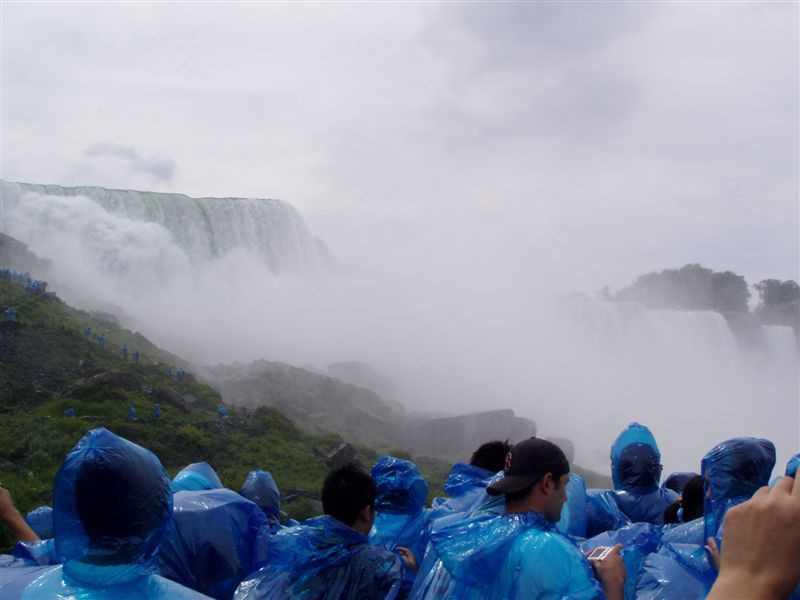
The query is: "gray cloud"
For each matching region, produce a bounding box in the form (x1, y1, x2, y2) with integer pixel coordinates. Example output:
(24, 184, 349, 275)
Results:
(84, 142, 177, 183)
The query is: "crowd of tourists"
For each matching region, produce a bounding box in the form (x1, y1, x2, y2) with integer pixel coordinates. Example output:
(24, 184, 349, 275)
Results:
(0, 422, 798, 599)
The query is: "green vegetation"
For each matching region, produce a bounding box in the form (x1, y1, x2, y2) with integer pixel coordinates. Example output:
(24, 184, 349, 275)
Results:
(753, 278, 800, 330)
(0, 278, 448, 553)
(614, 263, 751, 313)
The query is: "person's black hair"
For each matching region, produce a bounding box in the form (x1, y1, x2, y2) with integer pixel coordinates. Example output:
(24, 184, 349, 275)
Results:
(681, 475, 705, 522)
(663, 500, 682, 524)
(470, 440, 512, 473)
(502, 472, 564, 504)
(321, 463, 376, 527)
(663, 475, 705, 524)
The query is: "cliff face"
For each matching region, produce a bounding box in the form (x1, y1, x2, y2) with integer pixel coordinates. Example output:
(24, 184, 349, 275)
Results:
(0, 233, 51, 278)
(405, 409, 537, 459)
(202, 360, 408, 449)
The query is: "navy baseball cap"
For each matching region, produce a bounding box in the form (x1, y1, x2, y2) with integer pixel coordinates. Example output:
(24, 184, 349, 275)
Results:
(486, 437, 570, 496)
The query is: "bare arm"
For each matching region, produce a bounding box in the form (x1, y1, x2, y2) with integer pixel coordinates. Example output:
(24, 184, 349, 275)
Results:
(707, 476, 800, 600)
(0, 486, 40, 542)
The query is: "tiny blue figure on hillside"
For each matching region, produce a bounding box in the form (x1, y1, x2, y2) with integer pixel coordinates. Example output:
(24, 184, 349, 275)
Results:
(132, 349, 140, 363)
(128, 404, 138, 421)
(64, 407, 76, 418)
(122, 344, 128, 360)
(153, 403, 161, 420)
(4, 306, 17, 321)
(84, 326, 92, 337)
(217, 405, 228, 418)
(167, 367, 174, 379)
(177, 368, 185, 382)
(97, 333, 105, 349)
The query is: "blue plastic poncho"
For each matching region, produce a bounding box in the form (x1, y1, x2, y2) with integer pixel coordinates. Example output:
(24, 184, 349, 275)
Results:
(429, 463, 494, 519)
(660, 517, 705, 547)
(555, 473, 588, 538)
(583, 522, 662, 600)
(368, 456, 431, 565)
(0, 428, 207, 599)
(158, 488, 270, 599)
(239, 470, 283, 533)
(233, 515, 409, 600)
(172, 462, 224, 492)
(662, 472, 699, 494)
(635, 437, 777, 598)
(585, 489, 631, 538)
(786, 453, 800, 477)
(411, 470, 504, 599)
(702, 437, 775, 541)
(610, 423, 678, 525)
(636, 542, 716, 599)
(24, 506, 53, 539)
(430, 510, 602, 600)
(11, 538, 60, 566)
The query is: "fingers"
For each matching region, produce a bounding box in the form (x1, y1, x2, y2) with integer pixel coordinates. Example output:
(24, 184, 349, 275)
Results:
(610, 543, 623, 555)
(751, 485, 771, 500)
(771, 476, 794, 496)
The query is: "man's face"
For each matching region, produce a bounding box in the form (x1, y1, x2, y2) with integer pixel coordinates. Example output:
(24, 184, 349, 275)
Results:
(546, 473, 570, 523)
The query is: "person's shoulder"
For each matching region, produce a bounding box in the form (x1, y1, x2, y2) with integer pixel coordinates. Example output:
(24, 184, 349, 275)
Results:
(354, 541, 403, 567)
(521, 526, 582, 559)
(510, 530, 599, 598)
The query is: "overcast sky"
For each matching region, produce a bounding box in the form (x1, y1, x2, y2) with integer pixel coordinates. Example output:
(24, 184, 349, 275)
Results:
(1, 1, 797, 293)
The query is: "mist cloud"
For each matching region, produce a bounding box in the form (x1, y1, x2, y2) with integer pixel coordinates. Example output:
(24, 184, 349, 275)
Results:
(84, 142, 177, 183)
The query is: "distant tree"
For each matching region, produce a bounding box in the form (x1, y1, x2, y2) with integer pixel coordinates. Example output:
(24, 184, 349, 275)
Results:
(711, 270, 751, 313)
(753, 279, 800, 308)
(615, 263, 749, 313)
(752, 279, 799, 330)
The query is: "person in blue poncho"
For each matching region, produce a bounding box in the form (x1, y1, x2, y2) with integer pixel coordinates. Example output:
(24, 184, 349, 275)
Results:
(369, 455, 431, 565)
(428, 438, 626, 600)
(234, 463, 415, 600)
(663, 475, 704, 525)
(240, 470, 284, 534)
(429, 441, 509, 520)
(636, 437, 776, 599)
(0, 428, 208, 599)
(411, 441, 509, 599)
(662, 471, 700, 494)
(608, 423, 678, 526)
(159, 488, 270, 599)
(172, 462, 224, 492)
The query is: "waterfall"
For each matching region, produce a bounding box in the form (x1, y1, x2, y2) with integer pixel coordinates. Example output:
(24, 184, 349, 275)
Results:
(0, 180, 334, 274)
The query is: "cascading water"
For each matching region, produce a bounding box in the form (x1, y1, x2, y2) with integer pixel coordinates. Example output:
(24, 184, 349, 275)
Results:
(1, 180, 334, 274)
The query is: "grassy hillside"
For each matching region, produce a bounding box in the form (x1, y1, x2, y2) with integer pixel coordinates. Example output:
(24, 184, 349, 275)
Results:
(0, 276, 449, 552)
